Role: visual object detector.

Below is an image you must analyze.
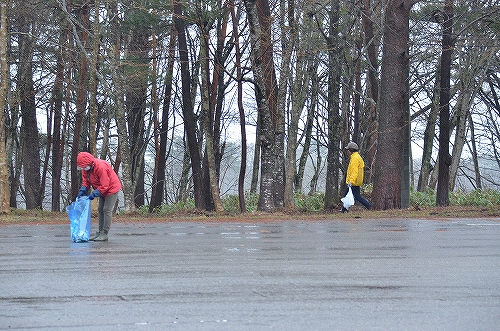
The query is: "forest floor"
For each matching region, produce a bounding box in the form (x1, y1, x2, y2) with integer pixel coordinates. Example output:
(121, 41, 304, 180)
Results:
(2, 204, 500, 225)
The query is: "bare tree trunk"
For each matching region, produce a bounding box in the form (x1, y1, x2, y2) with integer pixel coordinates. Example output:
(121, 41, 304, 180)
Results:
(197, 0, 228, 212)
(361, 0, 380, 183)
(244, 0, 277, 212)
(70, 1, 89, 200)
(436, 0, 454, 206)
(88, 0, 100, 156)
(483, 75, 500, 181)
(61, 28, 72, 205)
(150, 30, 159, 210)
(279, 0, 317, 207)
(353, 40, 361, 144)
(448, 90, 471, 191)
(449, 45, 496, 191)
(150, 27, 177, 212)
(50, 27, 65, 211)
(467, 112, 481, 190)
(199, 15, 224, 213)
(211, 4, 229, 192)
(125, 27, 149, 208)
(0, 0, 9, 213)
(250, 115, 260, 194)
(230, 2, 247, 212)
(108, 0, 134, 212)
(56, 0, 88, 200)
(177, 146, 191, 202)
(324, 0, 341, 211)
(18, 4, 41, 209)
(280, 0, 296, 209)
(284, 0, 317, 207)
(173, 0, 205, 209)
(417, 75, 440, 191)
(8, 108, 21, 208)
(308, 137, 322, 195)
(297, 66, 319, 192)
(372, 0, 413, 210)
(254, 0, 283, 209)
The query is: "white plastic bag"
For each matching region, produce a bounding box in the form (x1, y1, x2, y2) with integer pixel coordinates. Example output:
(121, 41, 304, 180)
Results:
(341, 187, 355, 210)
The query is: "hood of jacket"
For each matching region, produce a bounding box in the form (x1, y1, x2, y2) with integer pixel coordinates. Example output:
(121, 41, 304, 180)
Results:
(77, 152, 95, 168)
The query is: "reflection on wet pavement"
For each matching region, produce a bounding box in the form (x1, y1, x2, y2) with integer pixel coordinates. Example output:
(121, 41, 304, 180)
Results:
(1, 219, 499, 330)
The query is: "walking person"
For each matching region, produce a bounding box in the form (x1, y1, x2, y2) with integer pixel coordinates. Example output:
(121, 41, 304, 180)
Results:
(342, 142, 371, 213)
(76, 152, 122, 241)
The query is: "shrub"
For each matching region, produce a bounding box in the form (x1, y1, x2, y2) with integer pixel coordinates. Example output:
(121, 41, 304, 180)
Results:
(295, 192, 325, 211)
(450, 188, 500, 206)
(410, 187, 436, 207)
(156, 199, 196, 214)
(145, 187, 499, 215)
(410, 187, 500, 207)
(221, 192, 259, 213)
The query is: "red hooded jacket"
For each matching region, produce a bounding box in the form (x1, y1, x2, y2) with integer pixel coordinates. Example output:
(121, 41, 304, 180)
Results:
(77, 152, 121, 197)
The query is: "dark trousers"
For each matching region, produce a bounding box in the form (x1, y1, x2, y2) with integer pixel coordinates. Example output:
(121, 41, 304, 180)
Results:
(344, 186, 371, 210)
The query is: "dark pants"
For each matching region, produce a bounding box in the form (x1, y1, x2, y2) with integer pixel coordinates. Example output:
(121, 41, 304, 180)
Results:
(344, 186, 371, 210)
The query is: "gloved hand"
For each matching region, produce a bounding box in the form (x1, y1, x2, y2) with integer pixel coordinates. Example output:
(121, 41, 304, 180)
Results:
(76, 186, 88, 199)
(348, 182, 352, 187)
(88, 189, 101, 200)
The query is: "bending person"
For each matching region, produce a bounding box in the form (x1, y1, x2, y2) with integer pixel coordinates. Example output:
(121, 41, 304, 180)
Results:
(76, 152, 122, 241)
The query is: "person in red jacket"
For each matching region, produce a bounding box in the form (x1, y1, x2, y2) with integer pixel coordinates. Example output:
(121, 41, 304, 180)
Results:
(342, 142, 371, 213)
(76, 152, 121, 241)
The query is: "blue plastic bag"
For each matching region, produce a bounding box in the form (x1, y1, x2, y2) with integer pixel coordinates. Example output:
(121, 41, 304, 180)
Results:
(66, 197, 91, 242)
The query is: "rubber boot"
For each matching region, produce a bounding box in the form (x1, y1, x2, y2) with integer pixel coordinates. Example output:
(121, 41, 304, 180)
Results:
(94, 231, 108, 242)
(89, 231, 101, 241)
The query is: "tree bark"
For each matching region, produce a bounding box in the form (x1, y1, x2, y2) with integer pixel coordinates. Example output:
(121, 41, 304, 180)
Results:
(88, 0, 100, 156)
(199, 11, 224, 213)
(297, 65, 319, 193)
(467, 112, 481, 190)
(125, 25, 149, 208)
(18, 4, 42, 209)
(150, 30, 160, 210)
(309, 137, 322, 195)
(67, 1, 89, 200)
(177, 146, 191, 202)
(324, 0, 341, 211)
(372, 0, 413, 210)
(448, 89, 471, 192)
(280, 0, 296, 209)
(0, 0, 9, 213)
(150, 27, 177, 212)
(173, 0, 205, 209)
(230, 1, 247, 212)
(250, 115, 260, 194)
(50, 26, 65, 211)
(107, 0, 135, 212)
(436, 0, 454, 206)
(360, 0, 380, 183)
(255, 0, 284, 210)
(417, 73, 440, 192)
(244, 0, 277, 212)
(449, 45, 495, 191)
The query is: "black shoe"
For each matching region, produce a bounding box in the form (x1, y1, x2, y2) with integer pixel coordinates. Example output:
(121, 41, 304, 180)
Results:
(341, 207, 348, 213)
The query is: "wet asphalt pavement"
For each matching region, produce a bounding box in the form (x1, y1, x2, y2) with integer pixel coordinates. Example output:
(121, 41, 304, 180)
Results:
(1, 218, 500, 331)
